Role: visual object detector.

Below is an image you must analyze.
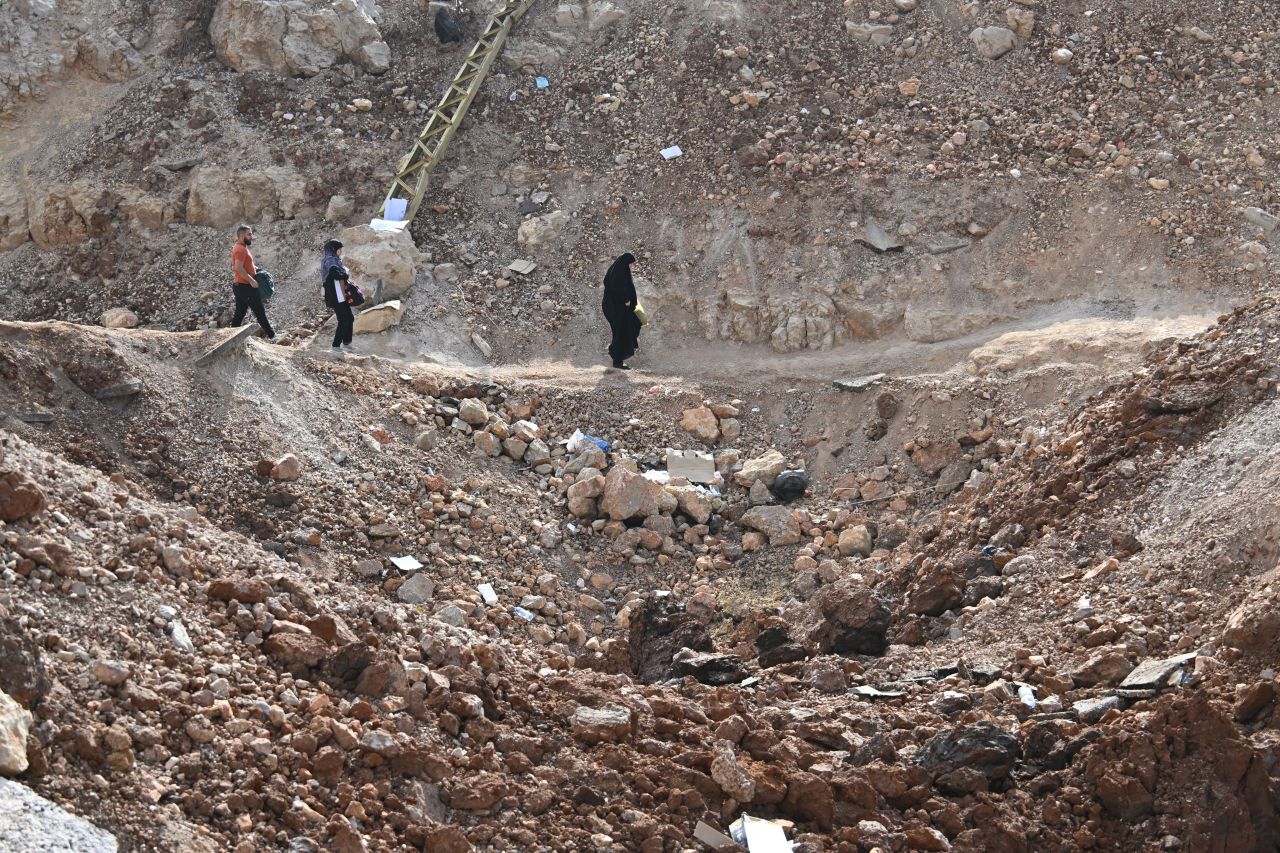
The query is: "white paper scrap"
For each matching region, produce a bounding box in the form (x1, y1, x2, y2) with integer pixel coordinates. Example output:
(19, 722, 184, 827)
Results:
(383, 197, 408, 221)
(478, 583, 498, 605)
(660, 145, 683, 159)
(390, 555, 423, 572)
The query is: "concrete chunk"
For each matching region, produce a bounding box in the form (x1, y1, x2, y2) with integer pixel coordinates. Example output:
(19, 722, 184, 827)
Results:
(666, 449, 716, 483)
(1118, 651, 1198, 690)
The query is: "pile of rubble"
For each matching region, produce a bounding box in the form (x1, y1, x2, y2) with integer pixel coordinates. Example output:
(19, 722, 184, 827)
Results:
(2, 296, 1280, 848)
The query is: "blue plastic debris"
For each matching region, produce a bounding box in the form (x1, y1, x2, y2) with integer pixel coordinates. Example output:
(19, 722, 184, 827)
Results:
(535, 76, 549, 89)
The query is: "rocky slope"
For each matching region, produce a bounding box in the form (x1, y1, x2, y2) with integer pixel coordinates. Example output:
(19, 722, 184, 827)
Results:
(2, 296, 1280, 851)
(1, 0, 1276, 367)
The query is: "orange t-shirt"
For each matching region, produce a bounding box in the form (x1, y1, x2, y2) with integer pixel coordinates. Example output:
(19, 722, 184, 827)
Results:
(231, 243, 257, 285)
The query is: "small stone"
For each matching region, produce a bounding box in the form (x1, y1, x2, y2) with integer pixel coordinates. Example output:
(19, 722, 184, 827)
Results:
(93, 660, 131, 687)
(837, 525, 873, 557)
(1073, 695, 1124, 723)
(325, 195, 355, 222)
(100, 307, 139, 329)
(397, 574, 435, 604)
(434, 605, 466, 627)
(734, 449, 786, 487)
(969, 26, 1017, 60)
(710, 741, 755, 802)
(271, 453, 301, 481)
(740, 505, 801, 545)
(1234, 682, 1276, 722)
(1072, 652, 1134, 687)
(570, 706, 632, 744)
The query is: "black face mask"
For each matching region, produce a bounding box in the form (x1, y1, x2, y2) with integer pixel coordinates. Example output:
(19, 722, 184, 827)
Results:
(243, 237, 253, 246)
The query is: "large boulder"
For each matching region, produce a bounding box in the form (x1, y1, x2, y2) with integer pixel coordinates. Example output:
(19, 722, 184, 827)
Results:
(674, 650, 748, 685)
(119, 192, 174, 233)
(0, 778, 118, 852)
(740, 505, 801, 545)
(337, 225, 422, 299)
(628, 598, 713, 683)
(808, 582, 891, 655)
(907, 560, 966, 616)
(26, 184, 98, 250)
(186, 166, 305, 229)
(599, 466, 662, 522)
(0, 180, 28, 251)
(210, 0, 390, 77)
(264, 632, 329, 675)
(0, 690, 31, 776)
(904, 304, 1011, 344)
(921, 722, 1020, 794)
(0, 630, 49, 711)
(1224, 568, 1280, 653)
(1071, 651, 1134, 688)
(679, 406, 720, 443)
(76, 26, 143, 81)
(0, 471, 45, 522)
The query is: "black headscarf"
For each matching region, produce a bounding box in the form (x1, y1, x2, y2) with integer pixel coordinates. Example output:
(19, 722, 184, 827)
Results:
(602, 252, 636, 317)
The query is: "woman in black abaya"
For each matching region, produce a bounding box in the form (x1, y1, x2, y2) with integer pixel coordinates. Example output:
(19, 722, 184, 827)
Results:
(601, 252, 641, 369)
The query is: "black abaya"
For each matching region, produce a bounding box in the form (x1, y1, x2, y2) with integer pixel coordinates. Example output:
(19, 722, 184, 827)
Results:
(602, 252, 641, 366)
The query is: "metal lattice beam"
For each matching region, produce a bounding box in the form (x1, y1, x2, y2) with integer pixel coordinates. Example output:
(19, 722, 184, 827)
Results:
(381, 0, 536, 223)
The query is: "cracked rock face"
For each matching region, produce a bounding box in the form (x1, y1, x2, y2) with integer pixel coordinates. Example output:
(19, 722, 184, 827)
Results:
(209, 0, 391, 77)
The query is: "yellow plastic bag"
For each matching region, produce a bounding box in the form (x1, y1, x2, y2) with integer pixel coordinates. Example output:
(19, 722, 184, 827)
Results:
(634, 302, 649, 326)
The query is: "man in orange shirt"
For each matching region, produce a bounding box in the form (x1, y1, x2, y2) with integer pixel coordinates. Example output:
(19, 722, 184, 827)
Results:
(231, 224, 277, 341)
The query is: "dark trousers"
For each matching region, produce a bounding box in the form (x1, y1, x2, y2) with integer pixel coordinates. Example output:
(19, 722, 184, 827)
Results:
(605, 311, 640, 366)
(232, 283, 274, 337)
(333, 303, 354, 347)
